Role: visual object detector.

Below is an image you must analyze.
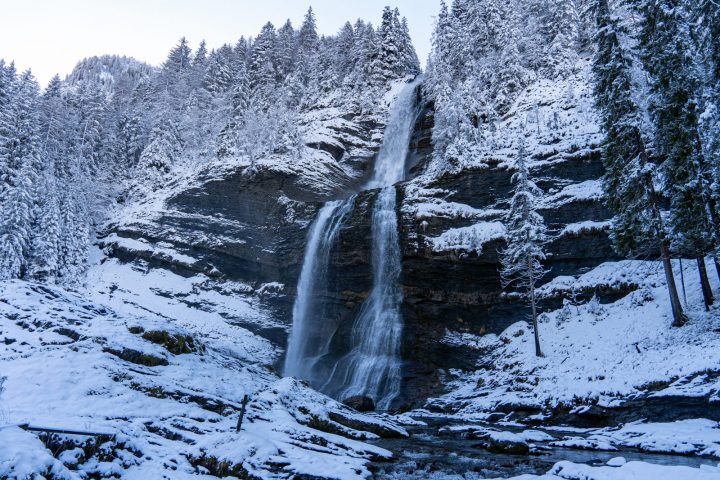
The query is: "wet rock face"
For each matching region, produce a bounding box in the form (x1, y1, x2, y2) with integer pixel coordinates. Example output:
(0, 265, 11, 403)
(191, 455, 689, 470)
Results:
(391, 108, 620, 408)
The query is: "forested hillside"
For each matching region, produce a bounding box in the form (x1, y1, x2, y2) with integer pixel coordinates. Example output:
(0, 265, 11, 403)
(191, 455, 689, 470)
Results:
(0, 6, 419, 285)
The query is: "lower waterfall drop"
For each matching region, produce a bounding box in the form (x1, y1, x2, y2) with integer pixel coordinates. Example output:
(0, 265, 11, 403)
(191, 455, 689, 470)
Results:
(283, 198, 354, 384)
(284, 78, 421, 410)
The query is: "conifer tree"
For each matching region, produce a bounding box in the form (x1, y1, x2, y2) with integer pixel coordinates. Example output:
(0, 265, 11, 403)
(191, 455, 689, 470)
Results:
(591, 0, 686, 325)
(636, 0, 719, 308)
(133, 116, 181, 193)
(0, 71, 41, 280)
(372, 7, 402, 85)
(250, 22, 278, 95)
(501, 136, 548, 357)
(28, 172, 61, 281)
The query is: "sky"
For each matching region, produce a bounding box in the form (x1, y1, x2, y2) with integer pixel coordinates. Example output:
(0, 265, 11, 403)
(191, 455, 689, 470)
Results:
(0, 0, 441, 87)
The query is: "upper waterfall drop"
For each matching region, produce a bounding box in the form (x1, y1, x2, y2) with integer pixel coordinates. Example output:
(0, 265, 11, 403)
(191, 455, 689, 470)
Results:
(284, 78, 421, 409)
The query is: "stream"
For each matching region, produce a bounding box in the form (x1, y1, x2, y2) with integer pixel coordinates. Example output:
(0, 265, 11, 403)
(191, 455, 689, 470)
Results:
(369, 417, 718, 479)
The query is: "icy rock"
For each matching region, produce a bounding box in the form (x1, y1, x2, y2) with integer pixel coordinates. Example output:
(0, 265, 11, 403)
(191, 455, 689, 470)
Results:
(479, 431, 530, 455)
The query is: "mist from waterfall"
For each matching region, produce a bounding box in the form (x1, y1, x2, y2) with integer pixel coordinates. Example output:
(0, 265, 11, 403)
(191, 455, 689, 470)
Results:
(284, 79, 420, 409)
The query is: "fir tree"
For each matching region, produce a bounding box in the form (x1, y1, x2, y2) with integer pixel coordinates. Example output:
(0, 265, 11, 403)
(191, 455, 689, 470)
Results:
(501, 136, 548, 357)
(636, 0, 719, 308)
(372, 7, 402, 85)
(591, 0, 686, 325)
(250, 22, 277, 94)
(0, 71, 41, 280)
(28, 172, 61, 281)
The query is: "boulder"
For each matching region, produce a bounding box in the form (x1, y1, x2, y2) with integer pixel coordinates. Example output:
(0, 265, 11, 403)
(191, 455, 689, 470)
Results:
(343, 395, 376, 412)
(481, 431, 530, 455)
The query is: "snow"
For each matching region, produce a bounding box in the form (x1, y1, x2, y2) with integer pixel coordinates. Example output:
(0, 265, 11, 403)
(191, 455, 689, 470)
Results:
(103, 233, 198, 266)
(554, 419, 720, 458)
(0, 279, 404, 479)
(429, 222, 506, 254)
(543, 180, 604, 208)
(428, 258, 720, 414)
(0, 426, 78, 480)
(500, 460, 720, 480)
(560, 220, 611, 237)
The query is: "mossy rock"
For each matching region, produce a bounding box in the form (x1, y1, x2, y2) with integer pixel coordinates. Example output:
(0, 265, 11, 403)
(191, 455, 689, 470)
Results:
(189, 454, 260, 479)
(104, 347, 168, 367)
(142, 330, 199, 355)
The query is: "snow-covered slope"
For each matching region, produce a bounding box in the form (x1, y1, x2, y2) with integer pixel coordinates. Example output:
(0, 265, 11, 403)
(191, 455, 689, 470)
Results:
(426, 259, 720, 420)
(0, 274, 407, 479)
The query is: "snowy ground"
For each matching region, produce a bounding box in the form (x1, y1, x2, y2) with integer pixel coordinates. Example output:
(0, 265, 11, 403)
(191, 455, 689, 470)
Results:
(0, 271, 406, 479)
(410, 258, 720, 478)
(499, 459, 720, 480)
(428, 259, 720, 415)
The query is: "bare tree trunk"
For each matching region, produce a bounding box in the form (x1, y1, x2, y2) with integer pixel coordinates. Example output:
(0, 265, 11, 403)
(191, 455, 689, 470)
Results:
(714, 257, 720, 282)
(679, 258, 688, 308)
(530, 282, 542, 357)
(636, 131, 686, 326)
(698, 257, 714, 311)
(660, 241, 686, 327)
(528, 255, 543, 358)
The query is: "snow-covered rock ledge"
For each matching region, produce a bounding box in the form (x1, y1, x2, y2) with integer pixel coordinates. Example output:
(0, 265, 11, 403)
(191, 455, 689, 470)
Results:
(425, 259, 720, 425)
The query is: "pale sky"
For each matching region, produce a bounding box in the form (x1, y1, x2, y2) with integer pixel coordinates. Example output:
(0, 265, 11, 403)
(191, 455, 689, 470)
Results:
(0, 0, 440, 86)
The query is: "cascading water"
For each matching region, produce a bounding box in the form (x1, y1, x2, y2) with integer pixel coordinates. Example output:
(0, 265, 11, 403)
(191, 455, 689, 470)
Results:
(284, 79, 420, 409)
(283, 198, 354, 384)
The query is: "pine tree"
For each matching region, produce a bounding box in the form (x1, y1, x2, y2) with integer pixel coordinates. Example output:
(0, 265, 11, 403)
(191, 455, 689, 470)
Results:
(298, 7, 319, 54)
(541, 0, 580, 77)
(335, 22, 356, 82)
(591, 0, 686, 325)
(57, 186, 89, 285)
(250, 22, 278, 95)
(694, 0, 720, 276)
(501, 136, 548, 357)
(28, 172, 61, 281)
(275, 20, 297, 80)
(133, 116, 181, 193)
(398, 16, 421, 76)
(636, 0, 719, 308)
(372, 7, 402, 85)
(0, 71, 41, 280)
(203, 45, 235, 94)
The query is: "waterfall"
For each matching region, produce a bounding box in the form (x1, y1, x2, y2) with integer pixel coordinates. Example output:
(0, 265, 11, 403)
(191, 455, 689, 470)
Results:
(283, 198, 354, 383)
(284, 79, 420, 409)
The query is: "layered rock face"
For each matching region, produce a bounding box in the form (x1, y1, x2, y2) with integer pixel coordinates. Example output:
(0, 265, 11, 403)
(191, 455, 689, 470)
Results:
(104, 65, 620, 408)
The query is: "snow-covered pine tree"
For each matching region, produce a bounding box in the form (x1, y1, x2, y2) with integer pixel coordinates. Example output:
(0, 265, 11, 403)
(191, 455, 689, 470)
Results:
(250, 22, 278, 101)
(28, 171, 61, 282)
(133, 116, 181, 194)
(57, 186, 90, 285)
(203, 45, 236, 95)
(372, 7, 402, 85)
(539, 0, 580, 78)
(346, 20, 376, 92)
(193, 40, 209, 77)
(501, 136, 548, 357)
(334, 22, 356, 82)
(590, 0, 686, 325)
(636, 0, 719, 309)
(0, 70, 41, 280)
(693, 0, 720, 277)
(275, 20, 297, 81)
(216, 64, 251, 160)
